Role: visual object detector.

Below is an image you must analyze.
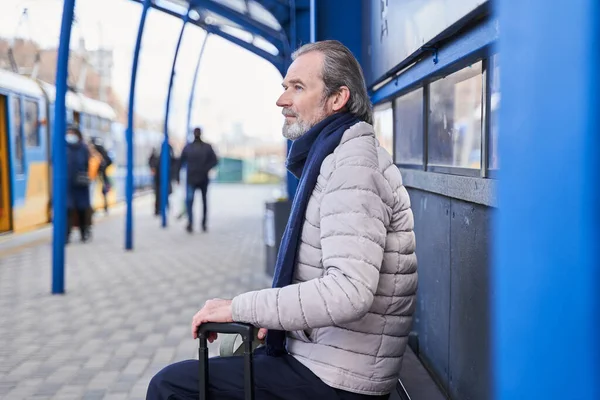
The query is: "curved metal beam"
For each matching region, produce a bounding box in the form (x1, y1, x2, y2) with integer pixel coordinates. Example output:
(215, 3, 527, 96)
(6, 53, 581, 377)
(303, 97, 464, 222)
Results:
(204, 24, 285, 72)
(190, 0, 289, 54)
(52, 0, 76, 294)
(186, 32, 210, 139)
(161, 13, 190, 227)
(132, 1, 286, 73)
(125, 0, 152, 250)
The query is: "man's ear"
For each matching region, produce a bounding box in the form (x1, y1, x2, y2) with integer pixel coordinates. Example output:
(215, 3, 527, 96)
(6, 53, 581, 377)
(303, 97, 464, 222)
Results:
(330, 86, 350, 112)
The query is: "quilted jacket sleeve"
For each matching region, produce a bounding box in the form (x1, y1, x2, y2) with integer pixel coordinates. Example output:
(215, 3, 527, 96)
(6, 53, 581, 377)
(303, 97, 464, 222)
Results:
(231, 143, 389, 330)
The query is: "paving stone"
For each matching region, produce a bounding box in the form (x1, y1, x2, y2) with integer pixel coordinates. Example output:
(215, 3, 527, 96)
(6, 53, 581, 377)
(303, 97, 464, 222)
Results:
(0, 185, 273, 397)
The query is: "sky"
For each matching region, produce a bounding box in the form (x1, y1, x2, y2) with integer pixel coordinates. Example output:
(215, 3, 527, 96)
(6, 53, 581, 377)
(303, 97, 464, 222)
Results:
(0, 0, 287, 145)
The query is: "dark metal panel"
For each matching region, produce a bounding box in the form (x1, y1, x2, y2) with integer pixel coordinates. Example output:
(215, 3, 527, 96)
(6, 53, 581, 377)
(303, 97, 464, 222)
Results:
(370, 17, 498, 105)
(449, 199, 492, 400)
(364, 0, 488, 87)
(314, 0, 363, 64)
(408, 188, 450, 392)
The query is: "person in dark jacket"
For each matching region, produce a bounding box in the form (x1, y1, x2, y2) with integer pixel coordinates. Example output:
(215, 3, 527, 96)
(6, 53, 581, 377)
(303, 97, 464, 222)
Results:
(178, 127, 218, 232)
(66, 126, 91, 243)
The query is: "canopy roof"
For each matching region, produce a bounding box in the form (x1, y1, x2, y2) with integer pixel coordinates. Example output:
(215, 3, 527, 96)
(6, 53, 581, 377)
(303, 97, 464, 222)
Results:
(132, 0, 309, 73)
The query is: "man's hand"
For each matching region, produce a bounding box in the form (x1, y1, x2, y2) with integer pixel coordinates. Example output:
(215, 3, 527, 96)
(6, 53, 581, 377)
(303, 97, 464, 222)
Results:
(257, 328, 267, 343)
(191, 299, 234, 341)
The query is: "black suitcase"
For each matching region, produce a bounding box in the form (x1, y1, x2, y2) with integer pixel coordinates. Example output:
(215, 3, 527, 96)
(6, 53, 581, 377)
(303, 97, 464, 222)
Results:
(197, 322, 256, 400)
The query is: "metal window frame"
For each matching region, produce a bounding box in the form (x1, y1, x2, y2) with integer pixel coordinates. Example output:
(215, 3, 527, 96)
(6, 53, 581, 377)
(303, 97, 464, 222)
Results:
(391, 85, 426, 169)
(426, 165, 482, 178)
(23, 98, 41, 148)
(12, 95, 26, 177)
(424, 60, 485, 176)
(481, 57, 490, 178)
(486, 51, 500, 179)
(373, 101, 394, 157)
(422, 84, 429, 171)
(374, 16, 499, 180)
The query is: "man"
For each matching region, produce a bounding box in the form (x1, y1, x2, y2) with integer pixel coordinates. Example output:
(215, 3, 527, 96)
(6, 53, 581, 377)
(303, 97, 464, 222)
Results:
(147, 40, 417, 400)
(178, 127, 219, 232)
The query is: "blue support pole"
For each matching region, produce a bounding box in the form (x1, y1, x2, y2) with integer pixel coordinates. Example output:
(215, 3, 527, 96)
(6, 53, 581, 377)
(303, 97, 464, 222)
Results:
(125, 0, 152, 250)
(494, 0, 600, 399)
(285, 0, 298, 201)
(161, 14, 189, 227)
(289, 0, 296, 50)
(51, 0, 75, 295)
(186, 32, 209, 140)
(309, 0, 316, 43)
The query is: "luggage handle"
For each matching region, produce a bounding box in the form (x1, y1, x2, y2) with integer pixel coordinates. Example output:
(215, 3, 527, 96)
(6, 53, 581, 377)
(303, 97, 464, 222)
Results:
(197, 322, 255, 400)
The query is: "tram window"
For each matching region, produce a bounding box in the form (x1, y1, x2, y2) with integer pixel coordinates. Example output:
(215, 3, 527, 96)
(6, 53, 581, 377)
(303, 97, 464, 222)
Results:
(24, 100, 40, 147)
(81, 114, 88, 130)
(11, 98, 24, 175)
(394, 88, 424, 165)
(102, 118, 111, 133)
(489, 54, 500, 171)
(428, 61, 483, 170)
(373, 103, 393, 156)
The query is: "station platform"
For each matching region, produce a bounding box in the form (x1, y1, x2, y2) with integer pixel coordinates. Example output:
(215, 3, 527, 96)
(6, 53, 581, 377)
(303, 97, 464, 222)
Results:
(0, 183, 275, 400)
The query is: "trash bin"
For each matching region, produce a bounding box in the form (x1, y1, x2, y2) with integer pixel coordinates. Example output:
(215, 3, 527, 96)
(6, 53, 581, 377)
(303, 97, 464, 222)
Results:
(264, 199, 291, 276)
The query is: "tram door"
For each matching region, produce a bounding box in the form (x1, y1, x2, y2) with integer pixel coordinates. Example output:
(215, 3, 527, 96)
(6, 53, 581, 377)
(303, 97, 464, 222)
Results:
(0, 95, 12, 232)
(73, 110, 80, 126)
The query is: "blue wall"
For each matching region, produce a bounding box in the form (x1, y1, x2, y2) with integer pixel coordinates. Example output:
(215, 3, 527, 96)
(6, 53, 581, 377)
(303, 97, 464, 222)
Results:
(314, 0, 362, 64)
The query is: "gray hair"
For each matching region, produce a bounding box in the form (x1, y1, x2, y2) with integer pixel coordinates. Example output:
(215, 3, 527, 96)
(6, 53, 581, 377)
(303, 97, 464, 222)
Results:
(292, 40, 373, 124)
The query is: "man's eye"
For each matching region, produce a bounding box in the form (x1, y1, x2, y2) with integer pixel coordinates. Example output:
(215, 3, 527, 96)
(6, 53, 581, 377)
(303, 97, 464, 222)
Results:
(295, 85, 303, 91)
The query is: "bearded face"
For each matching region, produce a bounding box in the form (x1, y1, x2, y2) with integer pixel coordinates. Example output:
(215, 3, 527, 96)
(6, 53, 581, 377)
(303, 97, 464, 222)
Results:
(276, 52, 333, 141)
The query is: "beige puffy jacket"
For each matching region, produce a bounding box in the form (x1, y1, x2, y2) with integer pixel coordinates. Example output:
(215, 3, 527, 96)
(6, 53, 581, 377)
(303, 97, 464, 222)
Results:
(232, 121, 418, 395)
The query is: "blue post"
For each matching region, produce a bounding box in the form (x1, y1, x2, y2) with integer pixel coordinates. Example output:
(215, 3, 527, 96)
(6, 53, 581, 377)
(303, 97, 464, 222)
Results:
(310, 0, 316, 42)
(161, 14, 189, 227)
(285, 1, 298, 201)
(125, 0, 151, 250)
(494, 0, 600, 399)
(51, 0, 75, 295)
(186, 32, 209, 140)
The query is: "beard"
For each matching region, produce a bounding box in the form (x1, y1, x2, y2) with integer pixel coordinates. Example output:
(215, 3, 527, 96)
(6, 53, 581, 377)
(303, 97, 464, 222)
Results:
(281, 108, 327, 140)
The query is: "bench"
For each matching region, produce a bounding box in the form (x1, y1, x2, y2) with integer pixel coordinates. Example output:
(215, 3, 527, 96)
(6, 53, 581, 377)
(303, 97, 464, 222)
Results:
(201, 323, 447, 400)
(390, 345, 447, 400)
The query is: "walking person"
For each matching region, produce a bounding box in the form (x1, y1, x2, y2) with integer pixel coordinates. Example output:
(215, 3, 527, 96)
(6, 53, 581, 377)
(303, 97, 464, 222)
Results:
(178, 127, 218, 233)
(66, 125, 91, 243)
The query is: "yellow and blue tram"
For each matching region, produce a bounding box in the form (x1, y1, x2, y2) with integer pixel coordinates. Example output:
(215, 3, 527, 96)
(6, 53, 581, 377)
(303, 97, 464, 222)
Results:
(0, 69, 157, 234)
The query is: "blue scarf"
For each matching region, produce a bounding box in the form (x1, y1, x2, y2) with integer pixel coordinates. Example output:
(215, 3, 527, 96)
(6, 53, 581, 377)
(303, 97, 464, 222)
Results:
(266, 112, 360, 356)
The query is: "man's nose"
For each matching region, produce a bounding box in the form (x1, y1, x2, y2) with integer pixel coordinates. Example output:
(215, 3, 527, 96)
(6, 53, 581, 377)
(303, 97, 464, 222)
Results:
(276, 91, 291, 108)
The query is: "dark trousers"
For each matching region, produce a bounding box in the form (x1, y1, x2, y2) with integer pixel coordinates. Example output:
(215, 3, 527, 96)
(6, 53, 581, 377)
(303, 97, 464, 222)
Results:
(186, 180, 209, 229)
(154, 183, 170, 215)
(67, 208, 88, 241)
(146, 347, 390, 400)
